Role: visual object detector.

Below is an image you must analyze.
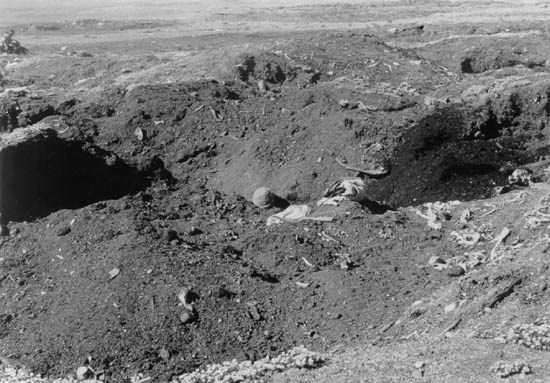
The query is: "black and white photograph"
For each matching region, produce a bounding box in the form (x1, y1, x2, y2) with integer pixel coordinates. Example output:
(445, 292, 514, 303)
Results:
(1, 0, 550, 382)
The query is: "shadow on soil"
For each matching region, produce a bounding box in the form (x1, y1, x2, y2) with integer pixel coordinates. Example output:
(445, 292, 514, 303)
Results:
(0, 135, 150, 222)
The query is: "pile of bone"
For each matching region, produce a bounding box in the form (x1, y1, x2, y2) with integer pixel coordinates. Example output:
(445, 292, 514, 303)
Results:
(507, 322, 550, 350)
(490, 360, 531, 378)
(172, 346, 325, 383)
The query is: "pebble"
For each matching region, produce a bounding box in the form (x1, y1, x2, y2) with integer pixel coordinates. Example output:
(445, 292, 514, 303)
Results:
(460, 209, 472, 223)
(257, 80, 268, 91)
(108, 268, 120, 280)
(179, 310, 195, 324)
(428, 256, 447, 270)
(411, 369, 424, 378)
(178, 287, 194, 310)
(134, 127, 145, 141)
(159, 348, 170, 362)
(188, 227, 202, 236)
(247, 304, 262, 321)
(446, 265, 465, 277)
(56, 225, 71, 236)
(444, 302, 458, 314)
(339, 99, 350, 108)
(76, 366, 92, 381)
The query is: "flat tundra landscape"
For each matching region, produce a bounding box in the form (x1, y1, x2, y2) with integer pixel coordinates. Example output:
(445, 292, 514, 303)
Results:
(3, 0, 550, 382)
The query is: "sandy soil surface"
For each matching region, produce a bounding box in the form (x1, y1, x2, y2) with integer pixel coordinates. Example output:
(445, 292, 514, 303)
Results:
(2, 1, 550, 382)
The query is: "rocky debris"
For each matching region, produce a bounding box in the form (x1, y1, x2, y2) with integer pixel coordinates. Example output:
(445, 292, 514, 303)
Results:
(508, 169, 532, 187)
(257, 80, 267, 92)
(56, 225, 71, 236)
(459, 46, 545, 74)
(173, 346, 324, 383)
(446, 265, 465, 277)
(159, 348, 170, 362)
(524, 195, 550, 228)
(57, 46, 92, 57)
(411, 360, 425, 378)
(234, 52, 294, 84)
(246, 302, 262, 321)
(179, 310, 194, 324)
(444, 302, 458, 314)
(428, 256, 447, 270)
(76, 366, 93, 381)
(415, 201, 459, 230)
(108, 267, 120, 280)
(450, 230, 481, 247)
(460, 209, 472, 223)
(489, 227, 511, 261)
(134, 127, 145, 141)
(0, 365, 99, 383)
(490, 360, 531, 378)
(507, 321, 550, 350)
(178, 287, 197, 323)
(1, 30, 27, 54)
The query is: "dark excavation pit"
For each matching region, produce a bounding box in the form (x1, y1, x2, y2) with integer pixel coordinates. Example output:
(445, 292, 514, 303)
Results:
(0, 128, 150, 222)
(368, 106, 537, 207)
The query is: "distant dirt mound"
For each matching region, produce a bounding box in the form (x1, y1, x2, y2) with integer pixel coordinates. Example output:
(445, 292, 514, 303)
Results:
(234, 52, 296, 84)
(460, 47, 546, 73)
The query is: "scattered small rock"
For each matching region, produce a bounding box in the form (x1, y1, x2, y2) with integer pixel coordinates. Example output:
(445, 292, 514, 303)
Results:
(178, 287, 195, 310)
(428, 256, 447, 270)
(76, 366, 93, 381)
(339, 99, 351, 108)
(179, 309, 195, 324)
(411, 368, 424, 378)
(508, 169, 532, 186)
(159, 348, 170, 362)
(257, 80, 268, 92)
(164, 229, 179, 242)
(492, 185, 510, 196)
(56, 225, 71, 236)
(188, 226, 202, 236)
(134, 127, 145, 141)
(173, 346, 324, 382)
(247, 303, 262, 321)
(446, 265, 465, 277)
(108, 267, 120, 280)
(460, 209, 472, 223)
(490, 360, 531, 378)
(444, 302, 458, 314)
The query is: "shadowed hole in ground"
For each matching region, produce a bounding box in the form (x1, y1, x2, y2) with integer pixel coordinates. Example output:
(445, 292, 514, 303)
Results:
(368, 106, 537, 207)
(0, 132, 151, 222)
